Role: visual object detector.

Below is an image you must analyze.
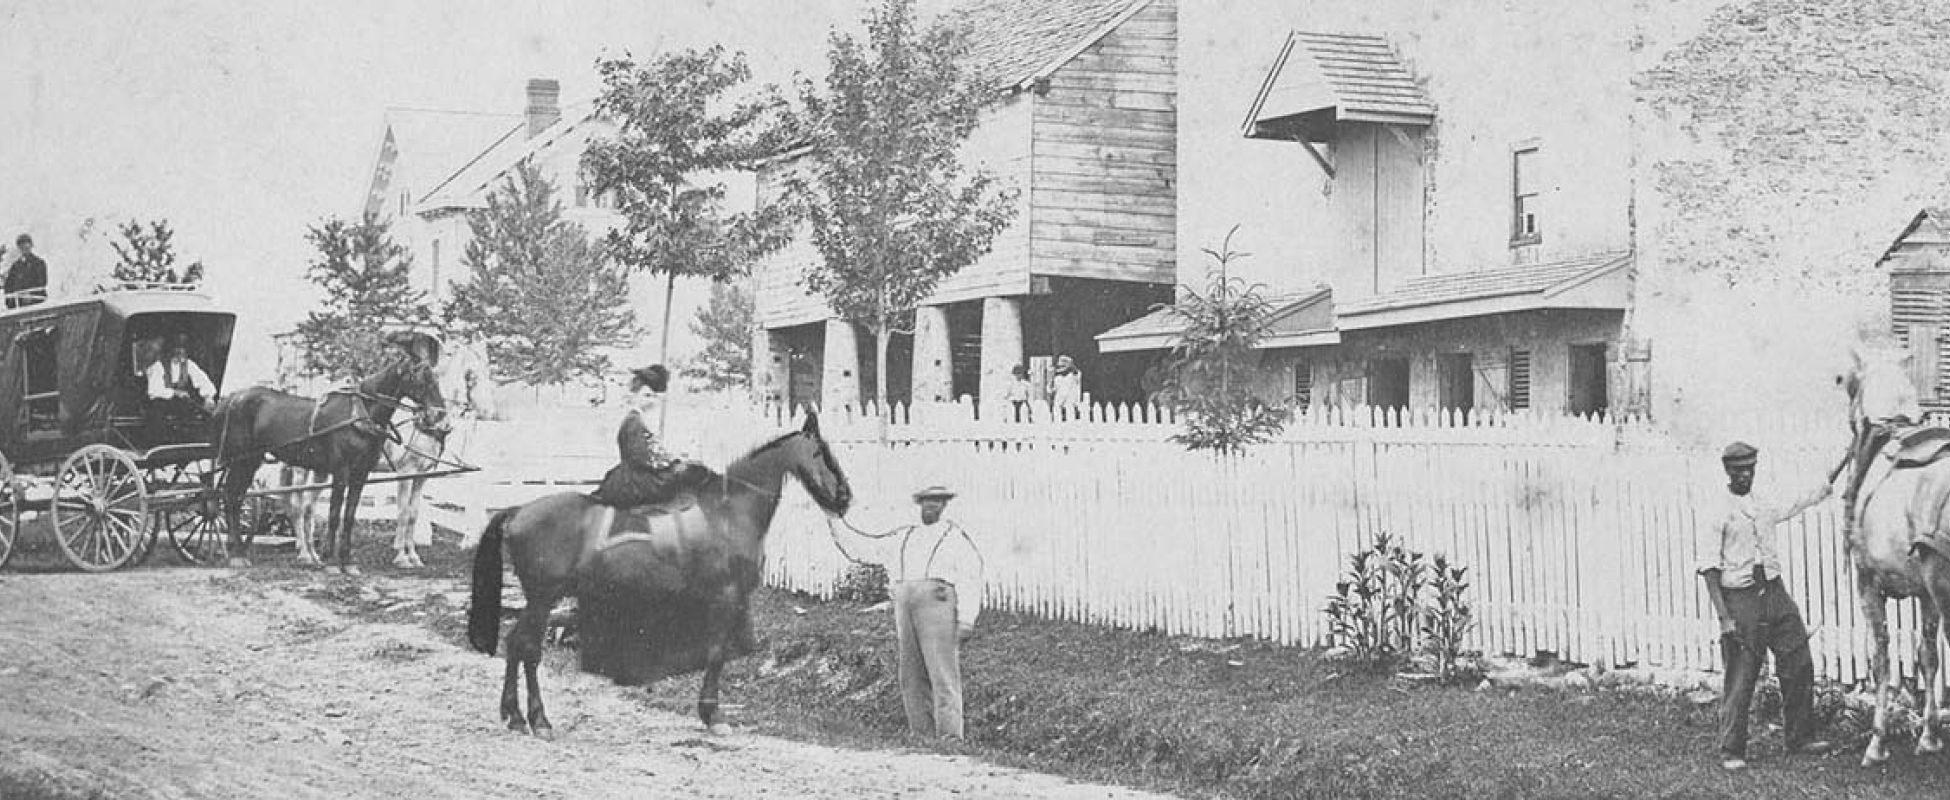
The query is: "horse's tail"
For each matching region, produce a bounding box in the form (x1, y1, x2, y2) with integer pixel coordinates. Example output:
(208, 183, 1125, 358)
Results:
(467, 506, 518, 656)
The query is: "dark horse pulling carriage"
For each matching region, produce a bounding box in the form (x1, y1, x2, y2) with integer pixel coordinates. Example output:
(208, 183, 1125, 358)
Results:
(0, 284, 472, 573)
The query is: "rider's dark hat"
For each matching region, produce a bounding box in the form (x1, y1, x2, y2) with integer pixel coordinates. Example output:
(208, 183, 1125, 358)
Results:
(1721, 441, 1759, 467)
(630, 365, 669, 393)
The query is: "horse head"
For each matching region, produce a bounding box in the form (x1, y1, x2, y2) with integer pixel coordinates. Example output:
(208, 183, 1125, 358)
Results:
(1843, 343, 1917, 426)
(379, 331, 451, 439)
(785, 411, 852, 516)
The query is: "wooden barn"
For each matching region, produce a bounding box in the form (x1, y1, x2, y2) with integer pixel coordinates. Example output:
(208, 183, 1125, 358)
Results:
(752, 0, 1179, 412)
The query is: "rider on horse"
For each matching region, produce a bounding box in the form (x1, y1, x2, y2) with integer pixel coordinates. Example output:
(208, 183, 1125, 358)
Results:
(588, 365, 711, 509)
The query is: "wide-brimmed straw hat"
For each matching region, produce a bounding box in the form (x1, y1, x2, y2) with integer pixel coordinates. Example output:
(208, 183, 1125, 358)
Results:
(912, 485, 956, 502)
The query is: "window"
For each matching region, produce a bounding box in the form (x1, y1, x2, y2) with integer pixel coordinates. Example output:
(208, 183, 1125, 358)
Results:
(1508, 348, 1532, 411)
(1512, 147, 1541, 244)
(1367, 357, 1410, 410)
(1438, 353, 1474, 411)
(1568, 343, 1609, 416)
(575, 183, 590, 208)
(20, 330, 58, 434)
(1292, 359, 1313, 408)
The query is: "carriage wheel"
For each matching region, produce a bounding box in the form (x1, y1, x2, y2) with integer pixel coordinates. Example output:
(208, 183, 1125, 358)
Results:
(51, 445, 149, 572)
(167, 491, 277, 565)
(0, 451, 19, 571)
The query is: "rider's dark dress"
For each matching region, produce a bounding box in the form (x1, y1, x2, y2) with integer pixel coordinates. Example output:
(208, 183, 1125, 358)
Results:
(589, 408, 706, 507)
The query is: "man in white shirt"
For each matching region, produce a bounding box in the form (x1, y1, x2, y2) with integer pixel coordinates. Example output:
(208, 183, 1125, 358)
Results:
(1697, 441, 1834, 771)
(145, 335, 216, 422)
(829, 484, 984, 740)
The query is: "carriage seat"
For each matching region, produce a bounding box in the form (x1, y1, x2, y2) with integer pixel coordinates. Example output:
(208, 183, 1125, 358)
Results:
(1892, 425, 1950, 469)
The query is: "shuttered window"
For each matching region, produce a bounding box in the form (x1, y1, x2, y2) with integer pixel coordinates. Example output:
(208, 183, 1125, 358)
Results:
(1292, 360, 1313, 407)
(1508, 348, 1532, 411)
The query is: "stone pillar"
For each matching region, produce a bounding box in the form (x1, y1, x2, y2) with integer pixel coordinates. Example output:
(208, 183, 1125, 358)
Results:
(911, 305, 954, 404)
(752, 327, 789, 409)
(820, 318, 861, 413)
(978, 296, 1024, 413)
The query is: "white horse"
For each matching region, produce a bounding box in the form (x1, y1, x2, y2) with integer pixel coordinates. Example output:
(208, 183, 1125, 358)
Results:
(1845, 345, 1950, 766)
(277, 344, 489, 569)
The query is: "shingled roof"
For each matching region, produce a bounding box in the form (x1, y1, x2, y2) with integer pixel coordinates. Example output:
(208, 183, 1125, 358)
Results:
(953, 0, 1151, 91)
(365, 108, 523, 218)
(1879, 207, 1950, 267)
(1336, 252, 1631, 329)
(1244, 30, 1435, 141)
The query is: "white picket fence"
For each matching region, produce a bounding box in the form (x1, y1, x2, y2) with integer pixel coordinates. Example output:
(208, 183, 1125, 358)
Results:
(422, 397, 1935, 685)
(726, 400, 1936, 686)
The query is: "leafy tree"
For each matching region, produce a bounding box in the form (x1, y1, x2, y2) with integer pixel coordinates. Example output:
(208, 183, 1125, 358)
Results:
(789, 0, 1019, 411)
(444, 161, 636, 386)
(581, 46, 794, 377)
(292, 215, 429, 382)
(1152, 228, 1291, 455)
(683, 281, 753, 391)
(109, 219, 204, 285)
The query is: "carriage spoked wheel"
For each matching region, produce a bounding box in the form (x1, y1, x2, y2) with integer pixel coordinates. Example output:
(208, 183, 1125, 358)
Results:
(51, 445, 149, 572)
(0, 451, 21, 571)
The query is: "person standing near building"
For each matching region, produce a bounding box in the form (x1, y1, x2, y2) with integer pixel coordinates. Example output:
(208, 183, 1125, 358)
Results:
(1051, 354, 1082, 420)
(1697, 441, 1834, 771)
(6, 233, 48, 308)
(1004, 364, 1033, 422)
(827, 484, 985, 740)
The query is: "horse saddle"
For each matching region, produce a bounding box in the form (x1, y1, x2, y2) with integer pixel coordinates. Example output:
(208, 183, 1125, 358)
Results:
(1892, 425, 1950, 468)
(581, 495, 709, 564)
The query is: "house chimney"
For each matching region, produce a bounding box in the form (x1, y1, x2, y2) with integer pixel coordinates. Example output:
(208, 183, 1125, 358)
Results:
(525, 78, 561, 139)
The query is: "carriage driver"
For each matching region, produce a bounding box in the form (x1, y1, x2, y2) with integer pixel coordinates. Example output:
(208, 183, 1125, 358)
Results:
(145, 333, 216, 422)
(588, 365, 712, 509)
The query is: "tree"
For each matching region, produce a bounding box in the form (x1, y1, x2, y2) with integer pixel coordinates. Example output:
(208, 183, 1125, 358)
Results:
(444, 161, 636, 386)
(581, 46, 794, 395)
(1152, 228, 1291, 455)
(683, 281, 754, 391)
(292, 215, 430, 382)
(790, 0, 1019, 412)
(109, 219, 204, 285)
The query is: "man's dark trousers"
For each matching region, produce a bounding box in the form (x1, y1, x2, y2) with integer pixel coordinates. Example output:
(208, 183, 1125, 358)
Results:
(1719, 577, 1817, 758)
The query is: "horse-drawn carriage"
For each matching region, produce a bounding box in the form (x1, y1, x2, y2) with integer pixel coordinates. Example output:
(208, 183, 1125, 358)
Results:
(0, 284, 258, 570)
(0, 284, 476, 572)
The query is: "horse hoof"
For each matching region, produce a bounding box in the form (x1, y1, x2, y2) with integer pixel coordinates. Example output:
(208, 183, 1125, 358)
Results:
(410, 554, 426, 569)
(707, 723, 733, 737)
(1863, 747, 1890, 768)
(533, 726, 556, 741)
(392, 553, 415, 569)
(506, 719, 528, 735)
(1919, 736, 1944, 756)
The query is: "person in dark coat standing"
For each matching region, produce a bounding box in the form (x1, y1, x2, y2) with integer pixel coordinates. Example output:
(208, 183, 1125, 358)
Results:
(6, 234, 47, 309)
(589, 365, 708, 508)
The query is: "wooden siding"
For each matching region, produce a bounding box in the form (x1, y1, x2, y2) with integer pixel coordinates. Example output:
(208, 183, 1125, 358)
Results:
(1029, 0, 1177, 286)
(752, 96, 1035, 328)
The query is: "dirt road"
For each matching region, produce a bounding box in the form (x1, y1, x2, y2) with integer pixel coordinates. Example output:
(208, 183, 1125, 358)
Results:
(0, 569, 1169, 799)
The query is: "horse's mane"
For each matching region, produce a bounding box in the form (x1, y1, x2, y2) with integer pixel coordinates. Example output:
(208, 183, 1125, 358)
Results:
(690, 429, 804, 504)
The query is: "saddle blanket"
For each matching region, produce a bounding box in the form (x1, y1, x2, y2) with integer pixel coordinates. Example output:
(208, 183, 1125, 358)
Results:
(583, 497, 710, 558)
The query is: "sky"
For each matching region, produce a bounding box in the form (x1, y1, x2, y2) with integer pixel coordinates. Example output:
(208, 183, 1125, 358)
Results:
(0, 0, 871, 383)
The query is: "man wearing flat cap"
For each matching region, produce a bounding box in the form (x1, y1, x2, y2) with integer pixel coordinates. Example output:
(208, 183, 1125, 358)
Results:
(1697, 440, 1835, 771)
(828, 484, 985, 740)
(589, 365, 709, 508)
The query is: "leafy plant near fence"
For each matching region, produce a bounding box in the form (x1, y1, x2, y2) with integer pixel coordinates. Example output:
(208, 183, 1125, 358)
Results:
(834, 562, 889, 604)
(1324, 532, 1477, 682)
